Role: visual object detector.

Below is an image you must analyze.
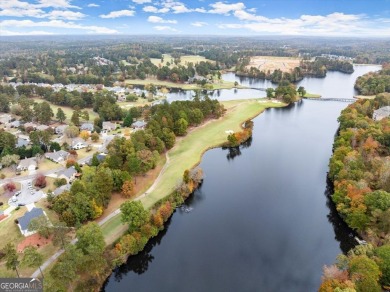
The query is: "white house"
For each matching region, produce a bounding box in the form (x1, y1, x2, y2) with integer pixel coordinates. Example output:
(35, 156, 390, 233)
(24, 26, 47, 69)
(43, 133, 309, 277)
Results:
(71, 138, 87, 150)
(17, 158, 37, 172)
(18, 208, 49, 237)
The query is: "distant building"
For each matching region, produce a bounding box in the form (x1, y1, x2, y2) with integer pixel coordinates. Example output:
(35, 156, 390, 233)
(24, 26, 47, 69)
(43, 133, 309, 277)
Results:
(71, 138, 87, 150)
(45, 150, 70, 163)
(16, 137, 29, 148)
(0, 114, 12, 124)
(373, 106, 390, 121)
(80, 122, 94, 132)
(52, 184, 71, 197)
(36, 125, 50, 131)
(18, 207, 48, 236)
(56, 166, 77, 183)
(131, 120, 147, 130)
(55, 125, 68, 135)
(102, 121, 117, 132)
(17, 157, 37, 172)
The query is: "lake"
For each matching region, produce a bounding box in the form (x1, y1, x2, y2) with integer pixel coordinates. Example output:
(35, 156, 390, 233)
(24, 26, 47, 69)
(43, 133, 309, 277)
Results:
(103, 65, 381, 292)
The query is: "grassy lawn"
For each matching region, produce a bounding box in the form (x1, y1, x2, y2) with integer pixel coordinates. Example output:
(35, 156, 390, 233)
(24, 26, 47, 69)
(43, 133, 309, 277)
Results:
(0, 207, 24, 250)
(31, 98, 98, 123)
(100, 216, 128, 245)
(141, 99, 286, 209)
(125, 78, 246, 90)
(304, 92, 322, 98)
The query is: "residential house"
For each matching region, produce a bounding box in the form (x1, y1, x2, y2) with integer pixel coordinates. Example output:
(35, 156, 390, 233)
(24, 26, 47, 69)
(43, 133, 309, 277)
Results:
(131, 120, 147, 130)
(45, 150, 69, 163)
(52, 184, 71, 197)
(16, 137, 29, 148)
(0, 114, 12, 125)
(17, 157, 37, 172)
(102, 121, 117, 132)
(24, 122, 38, 130)
(71, 138, 86, 150)
(80, 122, 94, 132)
(8, 120, 21, 128)
(55, 125, 68, 135)
(18, 207, 48, 236)
(57, 166, 77, 183)
(36, 125, 50, 131)
(373, 106, 390, 121)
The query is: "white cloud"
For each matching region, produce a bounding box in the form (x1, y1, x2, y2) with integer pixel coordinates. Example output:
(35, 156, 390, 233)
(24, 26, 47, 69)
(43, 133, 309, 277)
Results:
(191, 21, 208, 27)
(143, 6, 169, 13)
(154, 25, 178, 32)
(87, 3, 100, 7)
(148, 16, 177, 24)
(0, 8, 46, 18)
(218, 12, 390, 37)
(100, 10, 135, 19)
(36, 0, 80, 9)
(0, 29, 55, 36)
(209, 2, 245, 15)
(47, 10, 86, 20)
(0, 19, 118, 34)
(132, 0, 151, 3)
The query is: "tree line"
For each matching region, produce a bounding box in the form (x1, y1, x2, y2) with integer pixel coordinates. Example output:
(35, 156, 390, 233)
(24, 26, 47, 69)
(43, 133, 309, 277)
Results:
(322, 93, 390, 291)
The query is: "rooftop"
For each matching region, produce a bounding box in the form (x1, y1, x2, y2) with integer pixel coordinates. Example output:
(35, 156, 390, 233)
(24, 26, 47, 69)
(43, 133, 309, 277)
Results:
(18, 208, 44, 231)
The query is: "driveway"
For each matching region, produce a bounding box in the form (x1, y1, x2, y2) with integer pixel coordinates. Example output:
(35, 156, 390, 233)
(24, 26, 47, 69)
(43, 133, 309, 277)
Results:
(8, 180, 44, 207)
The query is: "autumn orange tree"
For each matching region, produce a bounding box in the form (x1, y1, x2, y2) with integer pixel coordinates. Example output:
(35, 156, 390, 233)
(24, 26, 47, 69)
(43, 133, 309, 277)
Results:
(121, 180, 135, 198)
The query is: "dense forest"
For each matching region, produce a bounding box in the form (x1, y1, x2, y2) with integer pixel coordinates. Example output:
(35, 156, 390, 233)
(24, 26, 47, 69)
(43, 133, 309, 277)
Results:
(355, 64, 390, 95)
(322, 93, 390, 291)
(0, 36, 389, 86)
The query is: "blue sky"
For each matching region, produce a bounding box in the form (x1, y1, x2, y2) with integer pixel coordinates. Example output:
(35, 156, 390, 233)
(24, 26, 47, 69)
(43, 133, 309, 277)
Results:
(1, 0, 390, 36)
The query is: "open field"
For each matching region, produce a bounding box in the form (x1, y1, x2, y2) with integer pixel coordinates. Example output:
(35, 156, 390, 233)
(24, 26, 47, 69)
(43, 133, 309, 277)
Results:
(126, 78, 246, 90)
(247, 56, 301, 73)
(354, 95, 376, 100)
(150, 54, 214, 68)
(141, 99, 286, 209)
(31, 98, 98, 123)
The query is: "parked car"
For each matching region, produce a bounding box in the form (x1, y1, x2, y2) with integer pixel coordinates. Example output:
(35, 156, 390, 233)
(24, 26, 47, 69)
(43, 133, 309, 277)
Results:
(12, 196, 17, 202)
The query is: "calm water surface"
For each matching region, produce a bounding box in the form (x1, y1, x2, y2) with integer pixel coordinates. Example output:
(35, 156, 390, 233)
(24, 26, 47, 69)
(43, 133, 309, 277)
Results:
(103, 65, 380, 292)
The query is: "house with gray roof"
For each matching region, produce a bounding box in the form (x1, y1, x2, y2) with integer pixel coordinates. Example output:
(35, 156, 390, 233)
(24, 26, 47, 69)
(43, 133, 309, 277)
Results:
(17, 157, 37, 172)
(102, 121, 117, 132)
(57, 166, 77, 183)
(52, 184, 71, 197)
(0, 114, 12, 125)
(18, 207, 48, 236)
(80, 122, 94, 132)
(36, 125, 50, 131)
(45, 150, 69, 163)
(55, 125, 68, 135)
(373, 106, 390, 121)
(131, 120, 147, 130)
(16, 137, 29, 148)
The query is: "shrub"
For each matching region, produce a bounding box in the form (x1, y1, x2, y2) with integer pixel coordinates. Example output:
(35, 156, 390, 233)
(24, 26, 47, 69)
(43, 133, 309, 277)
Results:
(54, 178, 67, 188)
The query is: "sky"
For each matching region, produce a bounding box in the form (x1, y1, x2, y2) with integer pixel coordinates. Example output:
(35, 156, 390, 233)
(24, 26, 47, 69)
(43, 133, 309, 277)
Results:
(1, 0, 390, 37)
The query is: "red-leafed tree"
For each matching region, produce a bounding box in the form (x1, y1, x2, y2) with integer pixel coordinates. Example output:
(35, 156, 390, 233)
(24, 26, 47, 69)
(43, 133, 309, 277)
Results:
(34, 174, 46, 188)
(3, 181, 16, 193)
